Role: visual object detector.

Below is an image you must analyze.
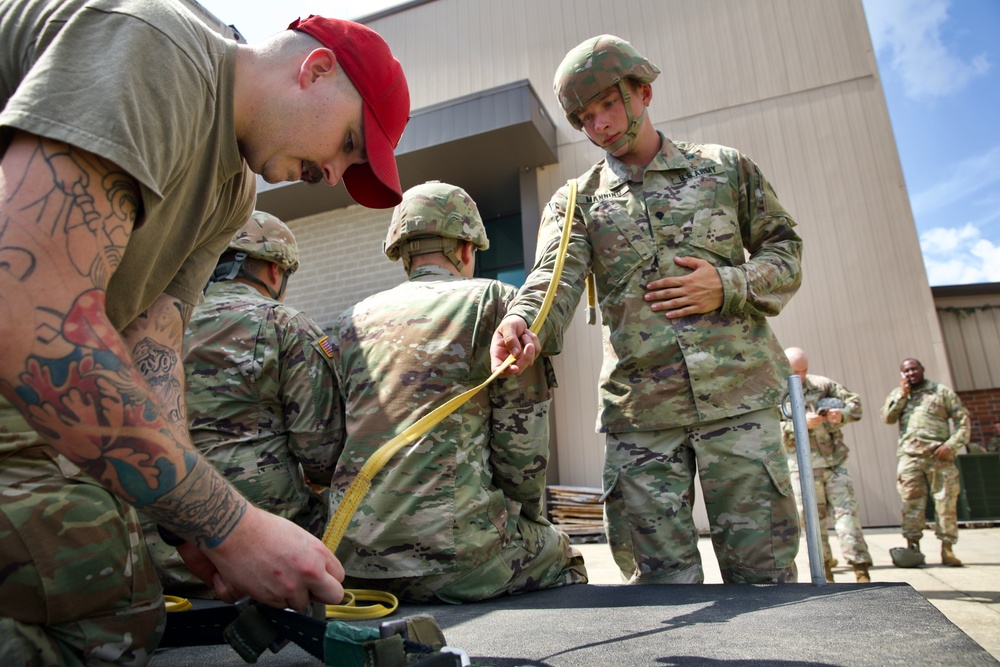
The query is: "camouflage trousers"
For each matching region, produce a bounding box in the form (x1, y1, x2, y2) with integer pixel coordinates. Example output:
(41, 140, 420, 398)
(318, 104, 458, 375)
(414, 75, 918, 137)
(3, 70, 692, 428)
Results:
(603, 408, 799, 584)
(897, 453, 960, 545)
(0, 445, 165, 666)
(789, 462, 872, 566)
(343, 513, 588, 603)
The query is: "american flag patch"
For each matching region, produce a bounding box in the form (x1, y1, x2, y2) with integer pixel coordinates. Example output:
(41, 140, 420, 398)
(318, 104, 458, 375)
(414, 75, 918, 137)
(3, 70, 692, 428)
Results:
(317, 335, 335, 358)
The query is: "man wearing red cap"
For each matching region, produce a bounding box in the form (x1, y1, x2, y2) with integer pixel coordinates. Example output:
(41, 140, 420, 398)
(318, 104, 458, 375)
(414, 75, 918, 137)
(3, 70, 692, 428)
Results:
(0, 0, 408, 663)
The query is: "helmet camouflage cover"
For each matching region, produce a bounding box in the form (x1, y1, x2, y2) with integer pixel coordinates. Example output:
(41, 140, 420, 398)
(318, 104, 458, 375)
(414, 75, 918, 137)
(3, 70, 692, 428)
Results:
(554, 34, 660, 129)
(889, 546, 926, 568)
(384, 181, 489, 263)
(228, 210, 299, 273)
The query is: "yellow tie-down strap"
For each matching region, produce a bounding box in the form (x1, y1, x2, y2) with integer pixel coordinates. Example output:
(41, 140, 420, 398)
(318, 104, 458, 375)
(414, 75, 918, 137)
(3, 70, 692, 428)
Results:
(164, 595, 193, 613)
(321, 179, 579, 558)
(325, 588, 399, 620)
(164, 590, 398, 621)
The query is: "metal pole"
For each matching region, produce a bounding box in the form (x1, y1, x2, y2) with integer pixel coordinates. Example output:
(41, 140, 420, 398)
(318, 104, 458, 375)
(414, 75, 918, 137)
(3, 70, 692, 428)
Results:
(785, 374, 826, 586)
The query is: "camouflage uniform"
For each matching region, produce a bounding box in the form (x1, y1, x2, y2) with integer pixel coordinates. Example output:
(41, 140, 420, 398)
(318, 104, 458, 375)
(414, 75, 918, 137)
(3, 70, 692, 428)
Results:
(506, 36, 803, 584)
(0, 426, 164, 667)
(325, 183, 586, 603)
(881, 381, 970, 545)
(144, 213, 342, 592)
(780, 375, 872, 567)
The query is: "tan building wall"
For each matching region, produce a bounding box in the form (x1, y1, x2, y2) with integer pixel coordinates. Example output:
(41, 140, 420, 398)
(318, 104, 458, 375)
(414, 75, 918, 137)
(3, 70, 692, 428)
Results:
(282, 206, 402, 325)
(934, 286, 1000, 393)
(933, 284, 1000, 449)
(263, 0, 950, 528)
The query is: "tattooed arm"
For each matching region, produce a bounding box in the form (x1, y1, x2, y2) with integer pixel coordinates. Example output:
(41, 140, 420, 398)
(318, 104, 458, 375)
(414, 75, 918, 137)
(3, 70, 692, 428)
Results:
(0, 132, 344, 610)
(120, 294, 193, 446)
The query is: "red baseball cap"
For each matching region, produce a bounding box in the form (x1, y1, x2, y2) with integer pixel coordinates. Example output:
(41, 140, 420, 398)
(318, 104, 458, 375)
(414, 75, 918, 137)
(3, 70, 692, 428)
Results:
(289, 16, 410, 209)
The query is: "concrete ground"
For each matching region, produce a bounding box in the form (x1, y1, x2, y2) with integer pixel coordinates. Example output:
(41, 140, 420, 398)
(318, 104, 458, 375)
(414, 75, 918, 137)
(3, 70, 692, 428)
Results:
(575, 525, 1000, 660)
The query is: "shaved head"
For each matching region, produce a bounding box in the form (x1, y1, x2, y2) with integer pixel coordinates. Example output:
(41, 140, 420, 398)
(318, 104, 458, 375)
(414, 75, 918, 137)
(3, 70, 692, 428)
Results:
(785, 347, 808, 381)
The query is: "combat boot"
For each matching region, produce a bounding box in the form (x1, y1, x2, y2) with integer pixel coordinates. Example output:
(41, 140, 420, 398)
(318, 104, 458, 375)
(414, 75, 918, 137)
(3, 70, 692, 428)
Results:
(852, 564, 871, 583)
(907, 539, 921, 553)
(824, 558, 835, 583)
(941, 543, 963, 567)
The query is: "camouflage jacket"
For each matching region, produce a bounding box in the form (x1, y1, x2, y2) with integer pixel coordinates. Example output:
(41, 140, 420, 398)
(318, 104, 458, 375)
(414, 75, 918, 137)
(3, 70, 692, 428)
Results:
(183, 281, 342, 523)
(324, 265, 556, 578)
(780, 374, 862, 470)
(880, 380, 970, 457)
(507, 134, 801, 432)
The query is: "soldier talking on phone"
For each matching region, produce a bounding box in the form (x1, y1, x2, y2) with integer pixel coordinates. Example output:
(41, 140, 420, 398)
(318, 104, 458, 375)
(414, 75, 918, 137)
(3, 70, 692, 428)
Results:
(881, 358, 970, 567)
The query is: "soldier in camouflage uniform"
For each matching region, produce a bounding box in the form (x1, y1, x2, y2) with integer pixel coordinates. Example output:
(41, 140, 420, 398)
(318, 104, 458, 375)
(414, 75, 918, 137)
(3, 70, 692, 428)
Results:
(323, 181, 587, 603)
(881, 358, 969, 566)
(782, 348, 872, 583)
(142, 211, 343, 592)
(491, 35, 802, 584)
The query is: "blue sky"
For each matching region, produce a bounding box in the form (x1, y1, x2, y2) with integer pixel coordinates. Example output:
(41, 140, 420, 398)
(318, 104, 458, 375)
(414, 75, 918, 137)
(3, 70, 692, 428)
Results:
(863, 0, 1000, 286)
(200, 0, 1000, 286)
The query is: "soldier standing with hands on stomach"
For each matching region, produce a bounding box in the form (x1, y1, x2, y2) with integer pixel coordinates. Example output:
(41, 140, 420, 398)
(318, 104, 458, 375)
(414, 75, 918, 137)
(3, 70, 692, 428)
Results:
(491, 35, 803, 585)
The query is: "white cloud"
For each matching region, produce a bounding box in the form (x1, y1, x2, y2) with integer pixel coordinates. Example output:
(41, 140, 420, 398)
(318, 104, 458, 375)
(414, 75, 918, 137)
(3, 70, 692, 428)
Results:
(920, 224, 979, 253)
(863, 0, 991, 99)
(920, 223, 1000, 285)
(910, 144, 1000, 216)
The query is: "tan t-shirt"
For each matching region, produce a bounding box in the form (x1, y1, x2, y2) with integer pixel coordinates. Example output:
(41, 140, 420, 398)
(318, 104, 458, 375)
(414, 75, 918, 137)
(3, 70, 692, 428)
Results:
(0, 0, 255, 329)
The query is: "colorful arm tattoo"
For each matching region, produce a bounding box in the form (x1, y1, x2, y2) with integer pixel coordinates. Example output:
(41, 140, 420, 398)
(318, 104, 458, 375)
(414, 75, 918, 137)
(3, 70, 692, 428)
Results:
(0, 133, 245, 548)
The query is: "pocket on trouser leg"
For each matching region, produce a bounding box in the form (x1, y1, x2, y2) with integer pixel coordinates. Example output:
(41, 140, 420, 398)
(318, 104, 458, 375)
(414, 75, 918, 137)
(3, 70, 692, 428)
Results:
(723, 451, 799, 584)
(0, 453, 164, 665)
(433, 555, 514, 604)
(764, 451, 799, 574)
(603, 462, 702, 584)
(600, 468, 637, 580)
(505, 516, 589, 595)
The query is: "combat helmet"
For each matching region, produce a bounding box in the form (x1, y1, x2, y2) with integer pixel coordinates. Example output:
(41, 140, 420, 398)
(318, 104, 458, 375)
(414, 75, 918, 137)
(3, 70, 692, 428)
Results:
(383, 181, 489, 273)
(890, 546, 926, 569)
(554, 35, 660, 154)
(210, 211, 299, 298)
(228, 210, 299, 272)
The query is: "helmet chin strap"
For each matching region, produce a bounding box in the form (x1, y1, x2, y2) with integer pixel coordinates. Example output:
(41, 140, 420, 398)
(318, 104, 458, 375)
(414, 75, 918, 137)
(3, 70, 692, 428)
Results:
(238, 264, 289, 301)
(586, 80, 647, 155)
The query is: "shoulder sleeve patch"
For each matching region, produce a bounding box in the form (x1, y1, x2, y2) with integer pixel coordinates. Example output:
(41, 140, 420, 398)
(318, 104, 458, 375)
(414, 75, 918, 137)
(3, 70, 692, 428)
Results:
(316, 335, 335, 358)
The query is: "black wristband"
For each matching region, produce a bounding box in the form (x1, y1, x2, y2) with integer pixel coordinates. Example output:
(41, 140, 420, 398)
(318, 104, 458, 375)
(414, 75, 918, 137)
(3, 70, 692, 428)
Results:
(157, 525, 186, 547)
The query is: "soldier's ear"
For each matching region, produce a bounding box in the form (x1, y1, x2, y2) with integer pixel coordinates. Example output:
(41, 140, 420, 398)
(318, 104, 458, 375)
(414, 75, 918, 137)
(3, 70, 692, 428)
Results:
(461, 241, 475, 268)
(268, 262, 283, 287)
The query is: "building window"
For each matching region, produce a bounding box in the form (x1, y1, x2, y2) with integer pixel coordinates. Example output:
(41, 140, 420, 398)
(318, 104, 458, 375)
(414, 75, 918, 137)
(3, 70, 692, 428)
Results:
(477, 213, 525, 287)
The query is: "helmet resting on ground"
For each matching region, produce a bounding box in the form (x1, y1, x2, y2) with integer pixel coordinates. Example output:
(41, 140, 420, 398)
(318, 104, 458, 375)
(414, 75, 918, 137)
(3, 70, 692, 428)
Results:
(890, 547, 926, 568)
(384, 181, 489, 272)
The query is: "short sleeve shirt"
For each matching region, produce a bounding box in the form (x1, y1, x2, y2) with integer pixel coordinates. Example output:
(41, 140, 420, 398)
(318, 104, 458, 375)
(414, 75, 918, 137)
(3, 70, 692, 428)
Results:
(0, 0, 254, 329)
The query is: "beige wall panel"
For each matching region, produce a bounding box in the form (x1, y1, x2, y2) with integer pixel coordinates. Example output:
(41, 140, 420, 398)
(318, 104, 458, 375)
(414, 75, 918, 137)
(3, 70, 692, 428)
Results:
(282, 205, 403, 330)
(368, 0, 872, 148)
(938, 311, 974, 390)
(273, 0, 948, 530)
(964, 311, 997, 389)
(936, 307, 1000, 391)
